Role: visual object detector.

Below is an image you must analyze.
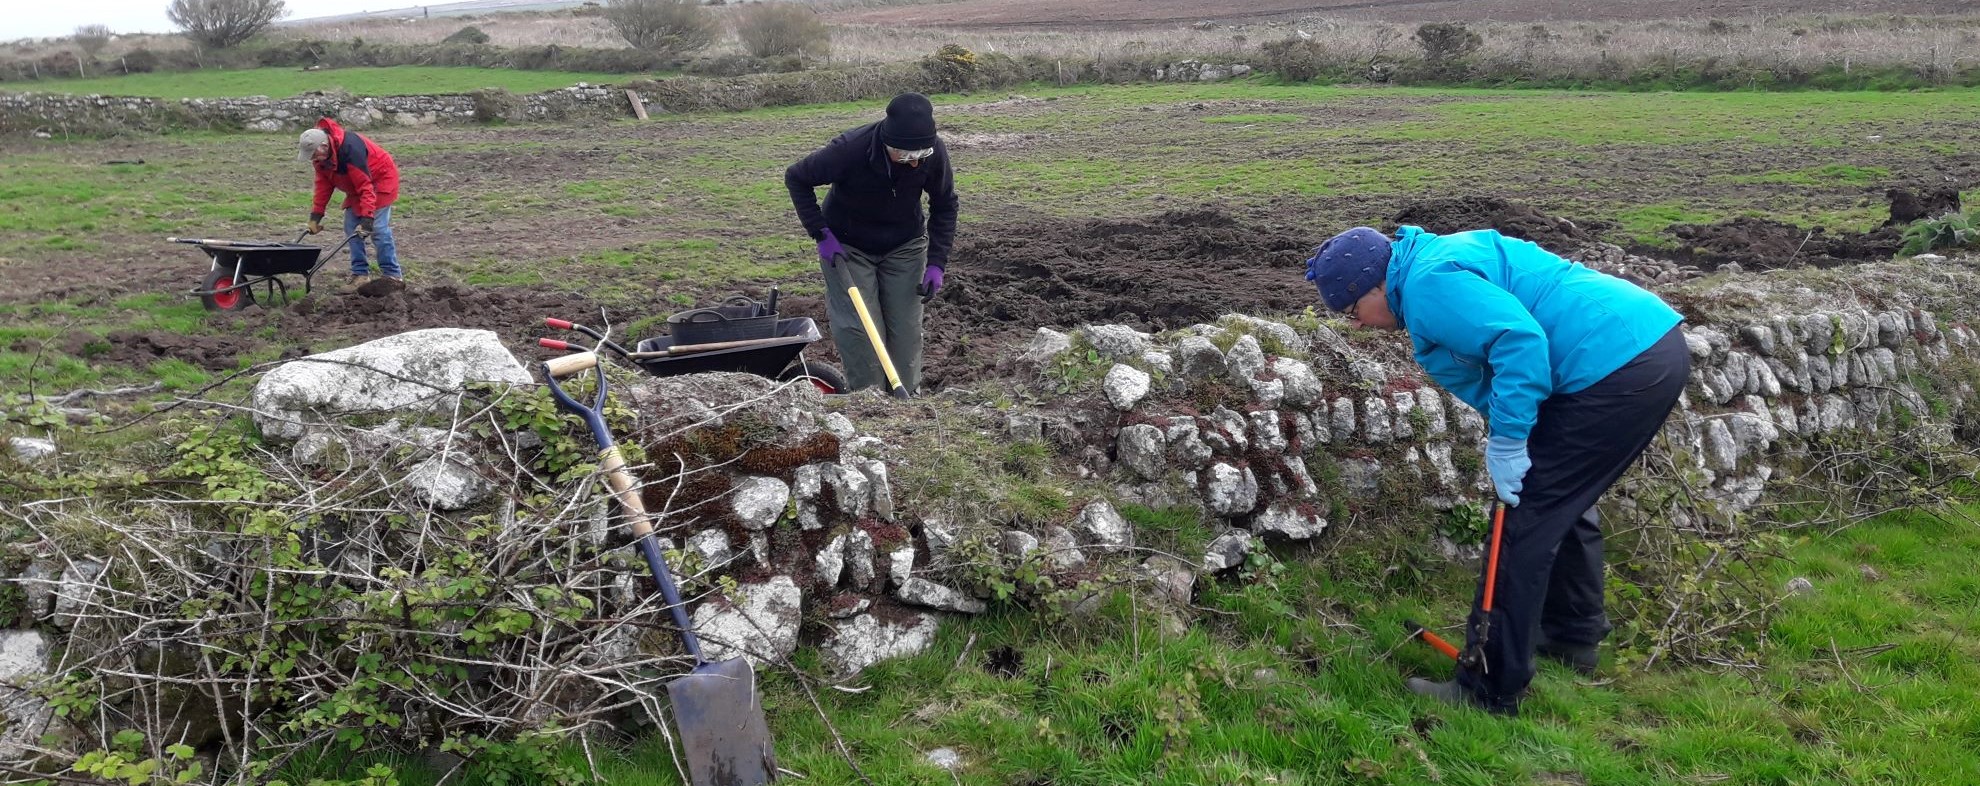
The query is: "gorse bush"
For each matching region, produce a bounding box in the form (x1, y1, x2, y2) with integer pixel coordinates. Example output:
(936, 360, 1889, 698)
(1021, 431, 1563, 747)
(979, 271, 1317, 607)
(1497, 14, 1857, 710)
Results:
(1260, 37, 1328, 82)
(604, 0, 720, 57)
(1416, 22, 1483, 63)
(442, 25, 491, 45)
(734, 2, 832, 60)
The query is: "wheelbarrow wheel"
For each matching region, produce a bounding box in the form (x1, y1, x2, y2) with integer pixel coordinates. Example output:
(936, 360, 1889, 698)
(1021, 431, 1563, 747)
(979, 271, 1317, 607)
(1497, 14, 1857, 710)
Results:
(200, 267, 255, 311)
(777, 360, 847, 395)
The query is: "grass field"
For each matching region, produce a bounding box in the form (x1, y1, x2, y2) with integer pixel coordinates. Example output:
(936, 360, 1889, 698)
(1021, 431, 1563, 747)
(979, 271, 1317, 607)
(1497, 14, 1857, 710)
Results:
(264, 504, 1980, 785)
(3, 83, 1977, 402)
(7, 65, 640, 99)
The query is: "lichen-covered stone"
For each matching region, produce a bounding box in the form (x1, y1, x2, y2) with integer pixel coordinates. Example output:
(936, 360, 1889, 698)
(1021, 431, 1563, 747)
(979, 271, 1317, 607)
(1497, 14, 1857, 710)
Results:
(896, 578, 987, 614)
(1041, 526, 1086, 570)
(1117, 423, 1167, 480)
(1331, 397, 1357, 441)
(1415, 389, 1448, 436)
(1204, 463, 1260, 517)
(1248, 411, 1288, 453)
(1165, 418, 1213, 469)
(1177, 335, 1225, 378)
(847, 530, 877, 591)
(404, 456, 491, 511)
(824, 462, 871, 518)
(1104, 363, 1153, 410)
(1252, 503, 1326, 541)
(1272, 358, 1324, 409)
(691, 575, 802, 663)
(1202, 529, 1254, 572)
(1074, 499, 1133, 553)
(731, 476, 791, 531)
(1362, 395, 1392, 444)
(1019, 327, 1073, 366)
(1224, 334, 1266, 381)
(824, 611, 940, 675)
(687, 529, 735, 568)
(1141, 555, 1196, 605)
(1081, 324, 1155, 360)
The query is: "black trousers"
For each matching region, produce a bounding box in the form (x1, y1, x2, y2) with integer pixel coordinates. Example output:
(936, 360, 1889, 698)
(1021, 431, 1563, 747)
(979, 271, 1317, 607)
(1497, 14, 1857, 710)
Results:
(1457, 325, 1690, 713)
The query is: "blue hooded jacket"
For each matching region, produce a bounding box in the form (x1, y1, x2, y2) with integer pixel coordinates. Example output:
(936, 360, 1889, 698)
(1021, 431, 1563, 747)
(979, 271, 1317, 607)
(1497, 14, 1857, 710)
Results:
(1384, 226, 1682, 441)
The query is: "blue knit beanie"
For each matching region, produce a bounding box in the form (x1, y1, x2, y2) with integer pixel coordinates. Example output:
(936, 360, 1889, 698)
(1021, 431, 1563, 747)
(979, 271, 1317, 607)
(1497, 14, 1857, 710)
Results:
(1304, 227, 1393, 312)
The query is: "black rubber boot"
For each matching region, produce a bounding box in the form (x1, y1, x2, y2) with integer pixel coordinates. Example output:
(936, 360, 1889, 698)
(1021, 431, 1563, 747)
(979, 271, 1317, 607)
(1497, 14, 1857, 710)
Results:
(1536, 634, 1599, 676)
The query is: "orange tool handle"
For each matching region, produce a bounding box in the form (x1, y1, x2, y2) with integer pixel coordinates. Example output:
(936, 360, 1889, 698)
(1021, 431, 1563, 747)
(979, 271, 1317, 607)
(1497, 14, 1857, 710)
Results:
(1404, 620, 1462, 660)
(1481, 504, 1506, 613)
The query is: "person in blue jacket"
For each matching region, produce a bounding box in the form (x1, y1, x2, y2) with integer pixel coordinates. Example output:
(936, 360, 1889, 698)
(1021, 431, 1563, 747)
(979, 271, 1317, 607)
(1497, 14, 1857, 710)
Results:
(1306, 225, 1690, 715)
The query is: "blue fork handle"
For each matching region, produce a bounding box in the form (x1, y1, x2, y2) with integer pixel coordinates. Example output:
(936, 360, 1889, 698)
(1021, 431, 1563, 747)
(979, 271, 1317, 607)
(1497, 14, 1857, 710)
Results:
(543, 362, 705, 663)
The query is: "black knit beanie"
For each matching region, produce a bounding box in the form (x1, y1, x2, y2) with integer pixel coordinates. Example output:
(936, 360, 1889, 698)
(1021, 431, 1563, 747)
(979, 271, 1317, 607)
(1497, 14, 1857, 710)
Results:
(879, 93, 938, 149)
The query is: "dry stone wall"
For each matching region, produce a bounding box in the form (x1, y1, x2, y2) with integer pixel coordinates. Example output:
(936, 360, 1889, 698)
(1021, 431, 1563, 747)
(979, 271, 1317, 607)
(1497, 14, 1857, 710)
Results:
(1001, 296, 1975, 576)
(0, 84, 629, 135)
(0, 59, 1259, 136)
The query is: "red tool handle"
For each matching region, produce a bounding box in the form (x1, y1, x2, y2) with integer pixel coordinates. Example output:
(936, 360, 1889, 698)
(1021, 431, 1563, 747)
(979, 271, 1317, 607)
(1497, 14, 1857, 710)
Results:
(538, 338, 572, 351)
(544, 317, 574, 330)
(1481, 504, 1506, 613)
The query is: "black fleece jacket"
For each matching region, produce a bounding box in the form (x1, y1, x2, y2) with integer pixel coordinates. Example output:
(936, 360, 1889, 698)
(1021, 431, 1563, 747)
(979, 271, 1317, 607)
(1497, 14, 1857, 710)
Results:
(785, 121, 958, 268)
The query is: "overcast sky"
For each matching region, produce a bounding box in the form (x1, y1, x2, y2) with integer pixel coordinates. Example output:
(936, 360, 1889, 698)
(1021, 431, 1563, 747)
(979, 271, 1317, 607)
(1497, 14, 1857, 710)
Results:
(5, 0, 373, 41)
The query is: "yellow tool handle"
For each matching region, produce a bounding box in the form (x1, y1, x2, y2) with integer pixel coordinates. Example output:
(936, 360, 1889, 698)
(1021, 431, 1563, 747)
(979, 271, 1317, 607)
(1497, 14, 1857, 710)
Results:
(844, 283, 911, 399)
(598, 446, 657, 538)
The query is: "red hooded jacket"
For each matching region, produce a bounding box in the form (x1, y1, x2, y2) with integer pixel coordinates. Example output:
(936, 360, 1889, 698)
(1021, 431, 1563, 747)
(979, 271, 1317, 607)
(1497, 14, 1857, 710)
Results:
(311, 118, 400, 219)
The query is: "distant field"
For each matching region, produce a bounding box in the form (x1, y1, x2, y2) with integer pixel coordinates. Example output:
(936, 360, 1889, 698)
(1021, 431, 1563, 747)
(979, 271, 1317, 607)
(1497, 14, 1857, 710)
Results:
(6, 66, 639, 100)
(835, 0, 1977, 27)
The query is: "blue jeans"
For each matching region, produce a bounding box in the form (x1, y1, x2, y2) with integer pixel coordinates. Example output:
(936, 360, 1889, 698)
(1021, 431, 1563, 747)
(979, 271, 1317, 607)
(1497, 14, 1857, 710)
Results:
(344, 206, 400, 278)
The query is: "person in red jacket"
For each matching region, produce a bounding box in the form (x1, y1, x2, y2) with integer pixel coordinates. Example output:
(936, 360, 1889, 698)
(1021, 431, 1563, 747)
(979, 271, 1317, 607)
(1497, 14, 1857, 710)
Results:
(297, 117, 402, 283)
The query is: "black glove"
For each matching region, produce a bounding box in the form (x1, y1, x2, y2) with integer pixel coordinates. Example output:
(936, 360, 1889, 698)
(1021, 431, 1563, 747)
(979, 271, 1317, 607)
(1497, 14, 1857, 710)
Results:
(357, 216, 376, 237)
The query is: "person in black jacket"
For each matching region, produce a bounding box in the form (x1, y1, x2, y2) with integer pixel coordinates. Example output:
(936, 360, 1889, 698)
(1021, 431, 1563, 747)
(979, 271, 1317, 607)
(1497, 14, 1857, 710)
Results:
(785, 93, 958, 394)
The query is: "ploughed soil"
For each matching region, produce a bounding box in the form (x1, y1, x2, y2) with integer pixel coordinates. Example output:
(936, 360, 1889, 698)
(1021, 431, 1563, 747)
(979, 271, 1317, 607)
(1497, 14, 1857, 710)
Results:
(914, 208, 1319, 388)
(1665, 219, 1905, 272)
(1386, 196, 1601, 250)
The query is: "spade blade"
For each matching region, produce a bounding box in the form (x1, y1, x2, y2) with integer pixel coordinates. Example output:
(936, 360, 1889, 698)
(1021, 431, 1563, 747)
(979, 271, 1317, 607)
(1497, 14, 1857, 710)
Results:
(668, 657, 778, 786)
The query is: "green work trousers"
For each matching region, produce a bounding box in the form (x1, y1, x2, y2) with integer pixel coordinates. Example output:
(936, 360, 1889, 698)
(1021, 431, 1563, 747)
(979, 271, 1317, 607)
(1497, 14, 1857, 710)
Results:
(824, 236, 927, 394)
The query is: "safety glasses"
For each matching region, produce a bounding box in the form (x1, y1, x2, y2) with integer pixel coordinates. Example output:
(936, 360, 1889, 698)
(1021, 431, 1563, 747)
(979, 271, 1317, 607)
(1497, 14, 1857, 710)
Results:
(888, 146, 936, 163)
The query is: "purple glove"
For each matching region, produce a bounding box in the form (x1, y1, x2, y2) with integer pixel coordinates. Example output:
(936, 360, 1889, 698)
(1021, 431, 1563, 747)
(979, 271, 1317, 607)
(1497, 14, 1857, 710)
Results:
(919, 264, 944, 302)
(817, 228, 844, 267)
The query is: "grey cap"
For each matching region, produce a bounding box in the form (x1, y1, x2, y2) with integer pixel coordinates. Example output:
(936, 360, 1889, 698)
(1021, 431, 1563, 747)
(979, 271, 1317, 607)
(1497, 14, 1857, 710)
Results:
(296, 128, 328, 162)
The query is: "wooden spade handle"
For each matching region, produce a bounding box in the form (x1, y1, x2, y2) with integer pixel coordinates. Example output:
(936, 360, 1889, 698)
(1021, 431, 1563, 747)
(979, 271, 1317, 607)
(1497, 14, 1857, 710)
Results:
(544, 351, 599, 379)
(598, 446, 656, 539)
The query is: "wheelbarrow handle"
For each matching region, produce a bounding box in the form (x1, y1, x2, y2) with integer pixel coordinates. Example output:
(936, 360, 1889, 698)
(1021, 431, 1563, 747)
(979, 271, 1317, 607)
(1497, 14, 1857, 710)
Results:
(542, 317, 635, 360)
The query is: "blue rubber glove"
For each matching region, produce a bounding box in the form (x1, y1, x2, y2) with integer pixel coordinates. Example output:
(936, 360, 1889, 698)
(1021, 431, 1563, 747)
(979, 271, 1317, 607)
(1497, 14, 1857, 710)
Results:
(817, 228, 844, 268)
(1485, 435, 1530, 506)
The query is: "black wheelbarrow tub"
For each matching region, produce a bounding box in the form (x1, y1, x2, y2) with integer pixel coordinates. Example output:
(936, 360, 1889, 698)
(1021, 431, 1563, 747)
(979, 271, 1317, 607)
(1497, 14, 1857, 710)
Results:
(181, 240, 325, 277)
(631, 317, 822, 378)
